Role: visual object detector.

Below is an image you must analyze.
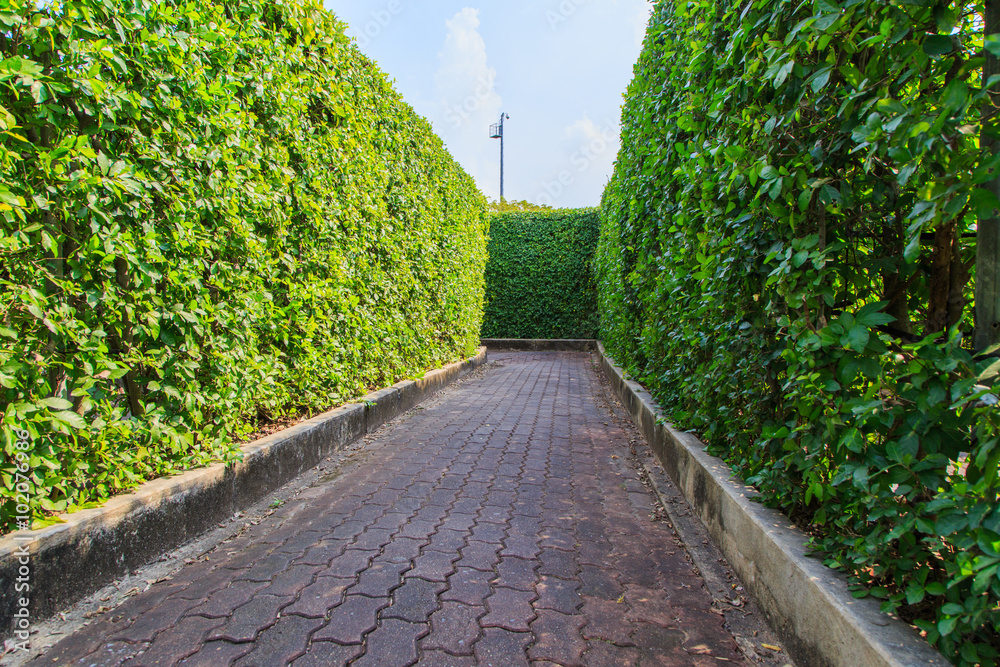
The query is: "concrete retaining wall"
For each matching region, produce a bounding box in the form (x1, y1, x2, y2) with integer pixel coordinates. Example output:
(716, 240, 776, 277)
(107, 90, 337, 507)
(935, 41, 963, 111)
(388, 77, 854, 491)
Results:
(0, 349, 487, 635)
(597, 342, 946, 667)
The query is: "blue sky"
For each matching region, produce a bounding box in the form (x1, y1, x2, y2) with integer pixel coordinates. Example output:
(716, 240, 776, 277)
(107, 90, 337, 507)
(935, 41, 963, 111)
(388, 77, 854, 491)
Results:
(323, 0, 652, 208)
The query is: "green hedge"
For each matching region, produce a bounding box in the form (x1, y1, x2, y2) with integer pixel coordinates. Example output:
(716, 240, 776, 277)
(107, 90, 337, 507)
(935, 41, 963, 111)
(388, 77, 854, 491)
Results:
(0, 0, 487, 533)
(481, 209, 599, 339)
(599, 1, 999, 663)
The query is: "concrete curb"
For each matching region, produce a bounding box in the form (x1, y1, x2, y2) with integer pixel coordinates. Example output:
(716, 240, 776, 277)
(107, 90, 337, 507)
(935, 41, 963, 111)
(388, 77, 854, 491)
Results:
(0, 348, 487, 635)
(597, 342, 946, 667)
(481, 338, 596, 352)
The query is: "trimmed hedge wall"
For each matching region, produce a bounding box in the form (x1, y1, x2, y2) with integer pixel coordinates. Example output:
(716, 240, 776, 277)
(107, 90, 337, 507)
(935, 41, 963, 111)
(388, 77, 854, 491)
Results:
(481, 209, 599, 340)
(0, 0, 487, 532)
(598, 1, 999, 663)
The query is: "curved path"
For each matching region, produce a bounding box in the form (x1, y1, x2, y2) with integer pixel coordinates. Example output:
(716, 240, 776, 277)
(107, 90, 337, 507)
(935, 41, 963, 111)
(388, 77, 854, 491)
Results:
(30, 351, 750, 666)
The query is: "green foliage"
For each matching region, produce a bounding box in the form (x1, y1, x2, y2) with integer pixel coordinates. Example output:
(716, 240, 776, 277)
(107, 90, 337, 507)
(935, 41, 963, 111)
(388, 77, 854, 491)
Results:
(598, 0, 1000, 662)
(0, 0, 487, 533)
(482, 209, 599, 339)
(488, 199, 553, 213)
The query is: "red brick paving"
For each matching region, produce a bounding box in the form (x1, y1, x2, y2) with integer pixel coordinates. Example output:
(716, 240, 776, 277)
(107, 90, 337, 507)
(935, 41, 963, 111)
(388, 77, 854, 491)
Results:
(29, 351, 749, 666)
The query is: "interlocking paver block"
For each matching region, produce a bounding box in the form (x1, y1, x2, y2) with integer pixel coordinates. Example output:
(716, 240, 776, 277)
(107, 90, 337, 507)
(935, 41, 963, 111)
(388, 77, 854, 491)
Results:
(23, 614, 132, 666)
(99, 583, 185, 622)
(425, 528, 469, 554)
(172, 566, 244, 600)
(538, 547, 580, 579)
(499, 535, 541, 560)
(325, 548, 377, 579)
(186, 581, 267, 618)
(284, 577, 351, 618)
(616, 555, 661, 588)
(473, 627, 532, 667)
(311, 595, 388, 644)
(624, 584, 680, 628)
(443, 567, 493, 606)
(232, 614, 324, 666)
(222, 544, 276, 571)
(578, 540, 617, 568)
(631, 623, 691, 666)
(384, 576, 446, 622)
(297, 538, 349, 566)
(535, 574, 583, 614)
(347, 559, 410, 598)
(491, 556, 538, 591)
(235, 552, 295, 583)
(437, 511, 477, 533)
(476, 505, 511, 525)
(481, 586, 537, 632)
(661, 575, 716, 610)
(414, 505, 449, 523)
(206, 595, 292, 643)
(350, 618, 429, 667)
(289, 641, 363, 666)
(328, 520, 368, 541)
(580, 595, 635, 646)
(113, 597, 199, 643)
(581, 641, 642, 666)
(258, 564, 320, 597)
(469, 522, 506, 544)
(538, 526, 577, 551)
(31, 352, 753, 667)
(119, 615, 220, 666)
(75, 641, 148, 666)
(421, 601, 484, 655)
(158, 558, 216, 589)
(506, 515, 543, 536)
(352, 527, 394, 551)
(274, 530, 327, 555)
(177, 640, 251, 666)
(529, 609, 588, 666)
(392, 496, 425, 513)
(416, 650, 477, 666)
(399, 519, 440, 540)
(379, 536, 427, 564)
(372, 512, 412, 532)
(675, 608, 746, 662)
(406, 550, 459, 582)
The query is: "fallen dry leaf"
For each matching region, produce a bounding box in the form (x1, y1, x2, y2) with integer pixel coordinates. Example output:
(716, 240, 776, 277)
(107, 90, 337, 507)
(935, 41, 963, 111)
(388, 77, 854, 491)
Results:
(83, 606, 113, 619)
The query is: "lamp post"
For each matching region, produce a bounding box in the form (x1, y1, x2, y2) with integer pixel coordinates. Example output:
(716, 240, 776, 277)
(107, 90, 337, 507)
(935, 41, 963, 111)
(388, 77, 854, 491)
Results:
(489, 113, 510, 201)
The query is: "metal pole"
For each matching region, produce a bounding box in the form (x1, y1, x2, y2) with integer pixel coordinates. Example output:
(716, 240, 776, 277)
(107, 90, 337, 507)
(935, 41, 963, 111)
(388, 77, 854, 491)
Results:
(500, 114, 505, 201)
(978, 0, 1000, 350)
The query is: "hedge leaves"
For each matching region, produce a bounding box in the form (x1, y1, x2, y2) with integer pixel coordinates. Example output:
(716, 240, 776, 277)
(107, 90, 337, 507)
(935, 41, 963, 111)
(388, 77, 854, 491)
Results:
(1, 0, 487, 533)
(599, 0, 1000, 662)
(482, 209, 599, 340)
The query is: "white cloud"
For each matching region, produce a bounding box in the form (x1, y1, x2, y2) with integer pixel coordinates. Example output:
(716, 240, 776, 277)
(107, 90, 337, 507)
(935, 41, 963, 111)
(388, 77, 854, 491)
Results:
(528, 114, 620, 208)
(564, 116, 609, 146)
(432, 8, 504, 199)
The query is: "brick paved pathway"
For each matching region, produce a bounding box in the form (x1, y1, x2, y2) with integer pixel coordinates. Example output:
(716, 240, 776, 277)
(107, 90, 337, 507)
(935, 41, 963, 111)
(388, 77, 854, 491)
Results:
(31, 352, 748, 666)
